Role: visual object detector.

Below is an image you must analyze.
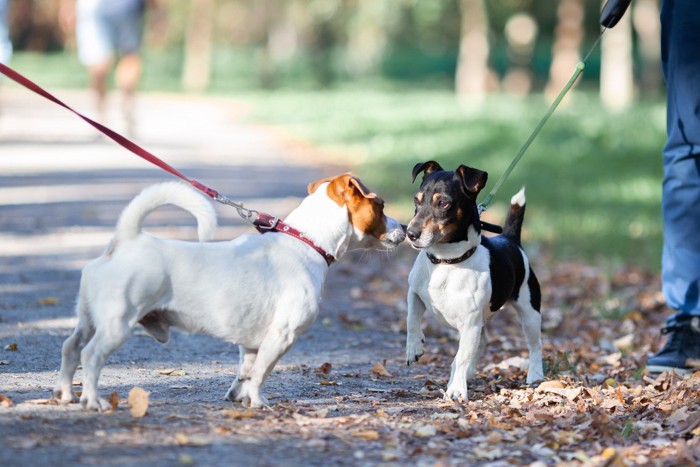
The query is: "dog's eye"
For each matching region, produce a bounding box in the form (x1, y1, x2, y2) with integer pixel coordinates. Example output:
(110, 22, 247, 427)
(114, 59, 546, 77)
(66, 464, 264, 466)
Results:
(438, 200, 450, 210)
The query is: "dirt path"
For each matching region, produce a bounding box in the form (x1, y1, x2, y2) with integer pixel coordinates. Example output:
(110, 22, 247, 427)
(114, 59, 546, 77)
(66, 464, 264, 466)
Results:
(1, 86, 698, 466)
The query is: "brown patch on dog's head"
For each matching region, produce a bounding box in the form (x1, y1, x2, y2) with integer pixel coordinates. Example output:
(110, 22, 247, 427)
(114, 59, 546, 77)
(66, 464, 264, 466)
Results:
(308, 174, 388, 238)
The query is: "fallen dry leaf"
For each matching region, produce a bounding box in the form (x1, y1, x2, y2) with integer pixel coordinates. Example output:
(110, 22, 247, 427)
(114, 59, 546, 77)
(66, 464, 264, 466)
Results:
(4, 343, 17, 351)
(175, 433, 211, 447)
(223, 409, 257, 420)
(536, 380, 565, 391)
(317, 362, 332, 375)
(38, 297, 59, 306)
(127, 387, 149, 418)
(413, 424, 437, 437)
(596, 352, 622, 366)
(371, 361, 392, 378)
(24, 398, 58, 406)
(159, 369, 186, 376)
(666, 406, 690, 428)
(352, 430, 380, 440)
(108, 392, 119, 412)
(0, 394, 13, 407)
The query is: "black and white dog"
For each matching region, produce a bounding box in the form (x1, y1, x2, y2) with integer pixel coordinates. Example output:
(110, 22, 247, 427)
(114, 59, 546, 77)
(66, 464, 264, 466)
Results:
(404, 161, 544, 401)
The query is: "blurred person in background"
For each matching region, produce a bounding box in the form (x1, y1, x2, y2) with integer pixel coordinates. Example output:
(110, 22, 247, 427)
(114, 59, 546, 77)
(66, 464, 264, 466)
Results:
(59, 0, 158, 135)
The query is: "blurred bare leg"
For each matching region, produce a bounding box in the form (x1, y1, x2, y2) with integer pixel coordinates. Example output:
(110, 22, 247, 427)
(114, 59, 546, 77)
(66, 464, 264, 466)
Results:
(115, 53, 141, 134)
(88, 59, 112, 122)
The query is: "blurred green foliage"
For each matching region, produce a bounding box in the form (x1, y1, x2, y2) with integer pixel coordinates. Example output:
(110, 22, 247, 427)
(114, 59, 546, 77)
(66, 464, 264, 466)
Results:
(243, 89, 666, 271)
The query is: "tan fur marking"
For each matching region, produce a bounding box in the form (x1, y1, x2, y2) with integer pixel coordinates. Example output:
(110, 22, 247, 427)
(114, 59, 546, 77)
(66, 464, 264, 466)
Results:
(314, 174, 386, 238)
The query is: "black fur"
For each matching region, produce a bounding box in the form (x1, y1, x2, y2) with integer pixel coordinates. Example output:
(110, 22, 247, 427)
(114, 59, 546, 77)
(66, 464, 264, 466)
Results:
(481, 236, 526, 311)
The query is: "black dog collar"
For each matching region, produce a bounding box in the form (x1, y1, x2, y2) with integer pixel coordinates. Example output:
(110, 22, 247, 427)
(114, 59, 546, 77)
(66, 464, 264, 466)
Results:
(426, 246, 477, 265)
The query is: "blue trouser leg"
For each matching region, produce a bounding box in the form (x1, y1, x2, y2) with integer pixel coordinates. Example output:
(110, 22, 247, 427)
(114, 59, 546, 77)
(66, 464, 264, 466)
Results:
(660, 0, 700, 325)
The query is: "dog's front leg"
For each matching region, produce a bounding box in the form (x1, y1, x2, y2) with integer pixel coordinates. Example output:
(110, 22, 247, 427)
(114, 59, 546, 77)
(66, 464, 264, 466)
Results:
(445, 324, 482, 402)
(244, 327, 297, 408)
(406, 290, 427, 365)
(225, 346, 257, 403)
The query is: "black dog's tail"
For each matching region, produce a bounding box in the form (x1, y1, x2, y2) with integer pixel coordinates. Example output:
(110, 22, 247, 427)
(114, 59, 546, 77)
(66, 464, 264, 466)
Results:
(502, 187, 526, 245)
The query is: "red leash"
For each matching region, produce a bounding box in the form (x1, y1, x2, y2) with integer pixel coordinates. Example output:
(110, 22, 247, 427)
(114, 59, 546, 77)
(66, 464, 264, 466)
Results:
(0, 63, 334, 266)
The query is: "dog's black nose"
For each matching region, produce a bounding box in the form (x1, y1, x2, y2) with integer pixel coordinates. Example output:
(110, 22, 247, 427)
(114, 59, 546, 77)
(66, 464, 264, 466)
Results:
(406, 228, 420, 242)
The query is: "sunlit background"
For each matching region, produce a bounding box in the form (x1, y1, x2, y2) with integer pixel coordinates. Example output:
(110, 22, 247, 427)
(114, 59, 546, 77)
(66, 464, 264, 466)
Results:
(1, 0, 666, 270)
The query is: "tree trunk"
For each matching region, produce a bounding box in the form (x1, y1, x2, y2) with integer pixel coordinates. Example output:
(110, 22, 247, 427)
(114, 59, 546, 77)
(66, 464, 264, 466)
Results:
(545, 0, 584, 102)
(455, 0, 491, 98)
(181, 0, 215, 92)
(633, 0, 662, 98)
(600, 0, 633, 110)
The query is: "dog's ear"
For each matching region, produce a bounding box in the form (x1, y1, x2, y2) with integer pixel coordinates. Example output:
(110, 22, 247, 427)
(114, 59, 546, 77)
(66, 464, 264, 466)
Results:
(326, 173, 380, 206)
(411, 161, 443, 184)
(307, 176, 334, 194)
(456, 165, 488, 197)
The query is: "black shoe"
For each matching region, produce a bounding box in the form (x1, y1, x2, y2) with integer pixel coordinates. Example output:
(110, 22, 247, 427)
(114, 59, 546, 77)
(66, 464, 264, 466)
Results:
(647, 317, 700, 374)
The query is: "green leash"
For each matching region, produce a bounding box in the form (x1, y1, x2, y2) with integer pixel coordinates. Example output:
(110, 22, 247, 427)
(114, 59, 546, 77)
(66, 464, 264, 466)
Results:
(478, 29, 606, 214)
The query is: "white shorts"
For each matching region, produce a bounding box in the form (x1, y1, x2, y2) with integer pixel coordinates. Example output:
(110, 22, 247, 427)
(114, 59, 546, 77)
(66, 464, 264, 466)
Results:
(76, 0, 145, 66)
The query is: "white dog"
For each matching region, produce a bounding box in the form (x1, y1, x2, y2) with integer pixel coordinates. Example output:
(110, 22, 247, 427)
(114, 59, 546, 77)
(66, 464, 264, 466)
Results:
(54, 174, 405, 410)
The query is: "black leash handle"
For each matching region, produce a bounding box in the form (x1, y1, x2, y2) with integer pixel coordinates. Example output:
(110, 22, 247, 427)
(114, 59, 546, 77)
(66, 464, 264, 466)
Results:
(600, 0, 632, 28)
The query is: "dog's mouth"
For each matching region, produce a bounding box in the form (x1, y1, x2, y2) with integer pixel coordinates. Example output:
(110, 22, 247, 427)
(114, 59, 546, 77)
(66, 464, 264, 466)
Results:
(380, 228, 406, 250)
(408, 233, 435, 250)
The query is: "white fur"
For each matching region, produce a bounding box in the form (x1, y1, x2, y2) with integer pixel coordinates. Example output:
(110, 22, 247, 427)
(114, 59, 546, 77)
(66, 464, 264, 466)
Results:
(406, 220, 544, 402)
(54, 181, 405, 411)
(511, 186, 526, 207)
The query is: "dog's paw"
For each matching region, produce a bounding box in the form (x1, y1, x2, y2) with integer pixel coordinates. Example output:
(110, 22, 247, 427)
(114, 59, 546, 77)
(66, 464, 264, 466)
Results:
(526, 359, 545, 384)
(526, 371, 545, 385)
(53, 387, 77, 404)
(224, 379, 248, 403)
(405, 335, 425, 366)
(80, 394, 111, 412)
(444, 384, 468, 402)
(248, 394, 270, 410)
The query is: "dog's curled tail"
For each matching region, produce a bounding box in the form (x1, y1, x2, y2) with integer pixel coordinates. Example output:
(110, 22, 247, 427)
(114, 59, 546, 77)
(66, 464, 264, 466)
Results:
(115, 182, 217, 242)
(502, 187, 526, 245)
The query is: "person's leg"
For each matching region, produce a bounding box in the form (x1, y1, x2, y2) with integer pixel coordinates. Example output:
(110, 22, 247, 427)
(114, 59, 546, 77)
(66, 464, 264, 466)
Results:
(76, 3, 114, 120)
(647, 0, 700, 373)
(87, 60, 112, 120)
(115, 53, 141, 132)
(113, 4, 145, 134)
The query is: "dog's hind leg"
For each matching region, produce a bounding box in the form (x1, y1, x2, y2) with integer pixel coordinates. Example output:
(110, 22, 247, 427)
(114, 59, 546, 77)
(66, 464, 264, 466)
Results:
(79, 309, 134, 411)
(224, 345, 257, 403)
(514, 269, 544, 383)
(515, 301, 544, 384)
(54, 301, 95, 403)
(242, 327, 296, 408)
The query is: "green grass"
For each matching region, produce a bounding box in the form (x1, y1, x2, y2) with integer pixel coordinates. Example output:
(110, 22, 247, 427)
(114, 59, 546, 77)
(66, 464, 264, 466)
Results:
(242, 89, 666, 271)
